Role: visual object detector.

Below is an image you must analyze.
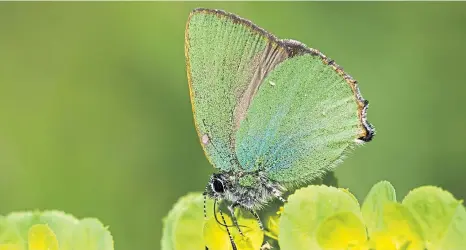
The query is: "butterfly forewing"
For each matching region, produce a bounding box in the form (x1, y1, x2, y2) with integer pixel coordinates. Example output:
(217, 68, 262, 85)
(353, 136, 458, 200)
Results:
(185, 9, 292, 171)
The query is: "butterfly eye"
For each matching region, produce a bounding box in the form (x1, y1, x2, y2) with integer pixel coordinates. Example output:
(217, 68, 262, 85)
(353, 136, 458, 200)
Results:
(212, 178, 225, 193)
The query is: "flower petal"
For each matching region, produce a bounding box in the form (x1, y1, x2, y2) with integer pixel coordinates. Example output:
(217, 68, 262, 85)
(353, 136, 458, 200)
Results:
(204, 212, 263, 250)
(0, 244, 23, 250)
(28, 224, 59, 250)
(162, 193, 213, 250)
(279, 185, 361, 250)
(402, 186, 462, 249)
(316, 211, 367, 250)
(370, 202, 424, 250)
(361, 181, 397, 236)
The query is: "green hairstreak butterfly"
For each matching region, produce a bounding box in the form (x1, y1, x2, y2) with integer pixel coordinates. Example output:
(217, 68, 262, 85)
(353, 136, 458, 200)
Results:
(185, 8, 374, 249)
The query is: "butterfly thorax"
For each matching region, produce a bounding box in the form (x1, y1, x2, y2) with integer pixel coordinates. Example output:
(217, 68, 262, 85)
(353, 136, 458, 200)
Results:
(206, 171, 286, 210)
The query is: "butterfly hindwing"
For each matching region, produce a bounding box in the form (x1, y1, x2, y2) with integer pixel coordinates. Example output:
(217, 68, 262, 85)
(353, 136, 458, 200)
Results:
(235, 52, 372, 185)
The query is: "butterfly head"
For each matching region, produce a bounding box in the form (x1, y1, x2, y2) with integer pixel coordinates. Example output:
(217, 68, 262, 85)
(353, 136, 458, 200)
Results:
(206, 172, 286, 210)
(206, 173, 229, 200)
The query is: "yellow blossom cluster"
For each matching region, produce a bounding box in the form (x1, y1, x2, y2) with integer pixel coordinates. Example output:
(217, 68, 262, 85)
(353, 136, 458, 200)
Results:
(163, 181, 466, 250)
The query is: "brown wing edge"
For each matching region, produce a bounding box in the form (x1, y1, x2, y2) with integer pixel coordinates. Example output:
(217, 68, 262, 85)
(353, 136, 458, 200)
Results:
(185, 8, 374, 148)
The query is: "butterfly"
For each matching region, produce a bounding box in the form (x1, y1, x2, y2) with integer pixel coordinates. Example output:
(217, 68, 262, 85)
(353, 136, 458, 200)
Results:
(185, 8, 374, 249)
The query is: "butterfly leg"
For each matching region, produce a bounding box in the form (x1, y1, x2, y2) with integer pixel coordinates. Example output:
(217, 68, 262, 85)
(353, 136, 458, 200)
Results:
(228, 203, 244, 236)
(250, 210, 264, 230)
(220, 208, 238, 250)
(260, 242, 273, 250)
(270, 186, 287, 203)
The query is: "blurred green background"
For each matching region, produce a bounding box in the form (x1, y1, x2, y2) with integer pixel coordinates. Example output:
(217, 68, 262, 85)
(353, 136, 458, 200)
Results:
(1, 2, 465, 249)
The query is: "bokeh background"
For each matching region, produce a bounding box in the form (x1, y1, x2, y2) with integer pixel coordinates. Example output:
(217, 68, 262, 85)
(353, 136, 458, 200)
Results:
(1, 2, 465, 249)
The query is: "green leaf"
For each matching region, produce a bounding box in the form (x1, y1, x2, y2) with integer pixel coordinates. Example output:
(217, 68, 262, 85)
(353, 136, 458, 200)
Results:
(162, 193, 213, 250)
(0, 211, 113, 250)
(361, 180, 397, 235)
(70, 219, 114, 250)
(161, 198, 178, 250)
(0, 216, 23, 247)
(403, 186, 464, 249)
(278, 185, 361, 250)
(0, 243, 22, 250)
(173, 194, 208, 250)
(38, 211, 79, 250)
(3, 212, 41, 241)
(437, 204, 466, 249)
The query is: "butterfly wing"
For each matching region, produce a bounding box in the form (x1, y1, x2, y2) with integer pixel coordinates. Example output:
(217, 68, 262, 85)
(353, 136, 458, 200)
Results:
(235, 46, 374, 185)
(185, 9, 298, 171)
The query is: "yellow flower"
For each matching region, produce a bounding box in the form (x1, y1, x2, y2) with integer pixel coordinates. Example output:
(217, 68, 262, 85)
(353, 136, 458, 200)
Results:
(164, 183, 466, 250)
(265, 206, 283, 240)
(203, 212, 263, 250)
(28, 225, 59, 250)
(369, 231, 410, 250)
(367, 203, 425, 250)
(0, 224, 58, 250)
(0, 244, 22, 250)
(316, 211, 368, 250)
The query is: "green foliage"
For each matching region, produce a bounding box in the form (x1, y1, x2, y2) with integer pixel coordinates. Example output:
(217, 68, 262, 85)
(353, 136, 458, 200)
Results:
(162, 193, 263, 250)
(361, 181, 397, 235)
(0, 211, 113, 250)
(403, 186, 466, 249)
(162, 193, 207, 250)
(162, 181, 466, 250)
(279, 185, 362, 250)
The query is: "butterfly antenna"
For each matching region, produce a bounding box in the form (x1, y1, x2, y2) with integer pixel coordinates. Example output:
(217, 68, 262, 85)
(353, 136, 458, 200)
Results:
(203, 190, 207, 219)
(203, 191, 209, 250)
(219, 204, 238, 250)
